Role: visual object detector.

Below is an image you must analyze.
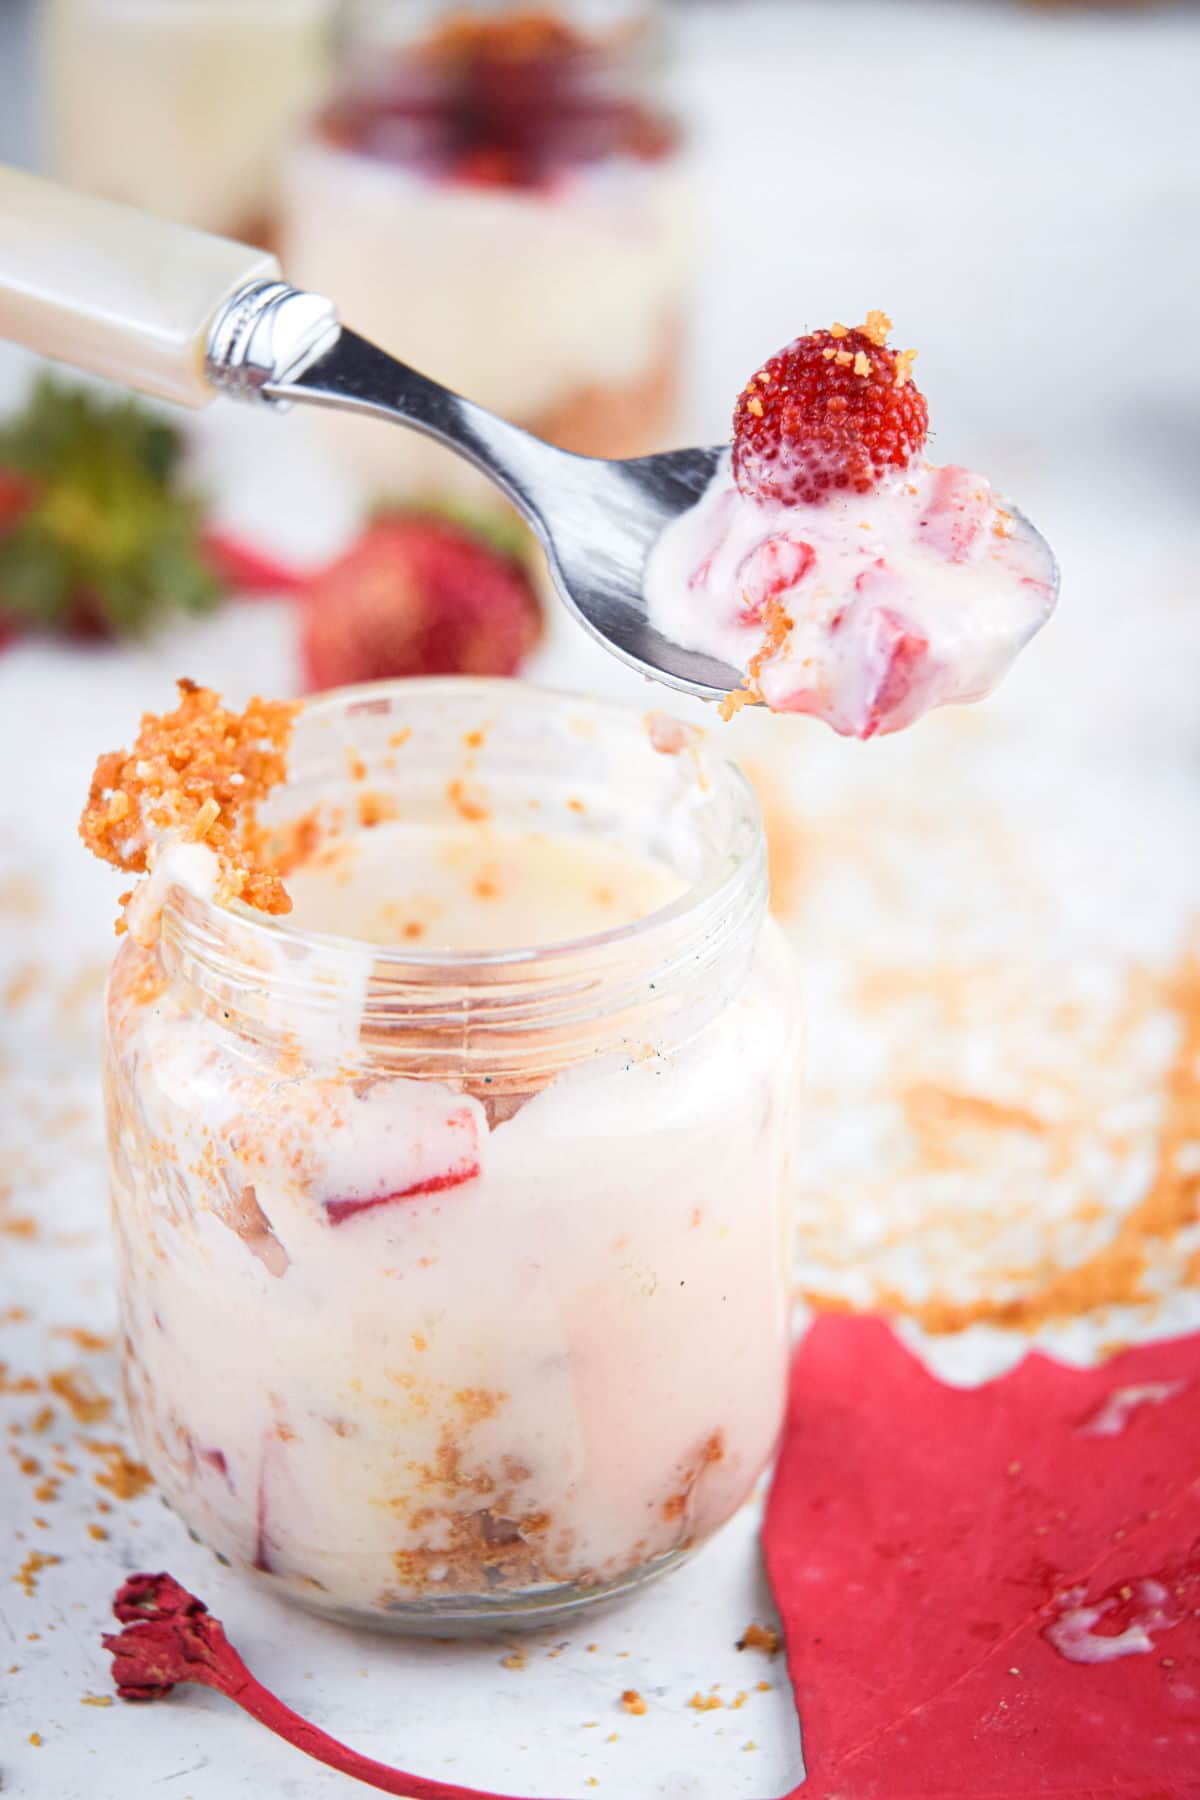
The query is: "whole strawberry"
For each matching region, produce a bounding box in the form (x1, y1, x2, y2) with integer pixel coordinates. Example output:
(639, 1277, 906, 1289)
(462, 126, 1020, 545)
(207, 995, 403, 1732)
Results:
(0, 377, 219, 638)
(733, 311, 927, 507)
(301, 511, 542, 691)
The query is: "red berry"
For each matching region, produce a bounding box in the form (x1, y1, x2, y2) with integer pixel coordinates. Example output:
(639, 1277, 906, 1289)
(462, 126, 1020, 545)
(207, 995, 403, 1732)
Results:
(732, 321, 927, 507)
(301, 514, 541, 692)
(855, 607, 930, 739)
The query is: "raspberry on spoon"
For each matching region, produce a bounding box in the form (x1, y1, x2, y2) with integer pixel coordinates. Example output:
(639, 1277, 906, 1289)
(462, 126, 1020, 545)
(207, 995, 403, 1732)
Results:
(732, 311, 927, 507)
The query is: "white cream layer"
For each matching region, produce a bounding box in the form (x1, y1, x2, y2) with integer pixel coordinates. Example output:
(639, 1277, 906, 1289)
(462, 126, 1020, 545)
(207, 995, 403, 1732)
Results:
(645, 455, 1058, 738)
(108, 821, 796, 1616)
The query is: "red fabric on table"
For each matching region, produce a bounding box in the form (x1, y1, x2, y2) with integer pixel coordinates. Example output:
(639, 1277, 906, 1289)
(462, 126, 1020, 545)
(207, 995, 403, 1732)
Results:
(764, 1315, 1200, 1799)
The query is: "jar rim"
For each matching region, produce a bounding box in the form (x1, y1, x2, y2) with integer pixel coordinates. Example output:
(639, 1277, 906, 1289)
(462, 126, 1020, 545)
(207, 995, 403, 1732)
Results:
(183, 676, 763, 976)
(157, 679, 767, 1072)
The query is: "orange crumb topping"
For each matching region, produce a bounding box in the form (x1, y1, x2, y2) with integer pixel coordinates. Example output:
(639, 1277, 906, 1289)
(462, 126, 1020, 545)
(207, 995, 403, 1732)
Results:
(718, 687, 759, 724)
(79, 679, 299, 930)
(51, 1327, 113, 1354)
(893, 347, 919, 389)
(688, 1691, 724, 1712)
(620, 1689, 648, 1716)
(47, 1369, 110, 1426)
(447, 778, 490, 823)
(82, 1439, 153, 1501)
(861, 309, 893, 347)
(719, 593, 794, 724)
(737, 1621, 781, 1656)
(853, 350, 872, 379)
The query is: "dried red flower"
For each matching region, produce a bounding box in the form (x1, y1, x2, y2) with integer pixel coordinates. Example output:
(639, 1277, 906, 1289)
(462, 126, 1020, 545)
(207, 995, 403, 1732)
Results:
(102, 1573, 557, 1798)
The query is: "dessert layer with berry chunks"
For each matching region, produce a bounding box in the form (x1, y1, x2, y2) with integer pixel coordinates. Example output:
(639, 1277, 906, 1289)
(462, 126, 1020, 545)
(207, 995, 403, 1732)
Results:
(279, 7, 687, 495)
(646, 311, 1058, 738)
(90, 685, 797, 1625)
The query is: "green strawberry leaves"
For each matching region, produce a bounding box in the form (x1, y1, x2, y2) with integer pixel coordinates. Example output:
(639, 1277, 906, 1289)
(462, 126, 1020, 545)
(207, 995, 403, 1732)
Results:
(0, 377, 220, 638)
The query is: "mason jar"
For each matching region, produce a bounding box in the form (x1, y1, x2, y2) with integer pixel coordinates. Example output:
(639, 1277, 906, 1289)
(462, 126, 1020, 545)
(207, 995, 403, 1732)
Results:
(278, 0, 691, 502)
(103, 680, 799, 1631)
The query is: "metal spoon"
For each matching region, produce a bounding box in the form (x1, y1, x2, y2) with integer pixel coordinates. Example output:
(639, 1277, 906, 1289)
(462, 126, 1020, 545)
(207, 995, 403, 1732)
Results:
(0, 167, 738, 700)
(209, 281, 738, 701)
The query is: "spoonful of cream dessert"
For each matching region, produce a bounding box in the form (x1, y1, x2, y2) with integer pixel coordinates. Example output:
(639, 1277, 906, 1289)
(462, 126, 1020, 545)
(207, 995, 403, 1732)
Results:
(645, 310, 1058, 736)
(0, 169, 1056, 725)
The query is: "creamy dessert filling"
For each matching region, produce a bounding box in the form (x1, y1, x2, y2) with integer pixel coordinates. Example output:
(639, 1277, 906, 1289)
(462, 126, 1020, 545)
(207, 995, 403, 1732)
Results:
(645, 311, 1059, 737)
(286, 820, 685, 950)
(87, 682, 798, 1626)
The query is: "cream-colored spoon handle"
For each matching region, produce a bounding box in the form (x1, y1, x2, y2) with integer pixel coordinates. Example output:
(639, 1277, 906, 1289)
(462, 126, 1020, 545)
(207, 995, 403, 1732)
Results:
(0, 166, 279, 408)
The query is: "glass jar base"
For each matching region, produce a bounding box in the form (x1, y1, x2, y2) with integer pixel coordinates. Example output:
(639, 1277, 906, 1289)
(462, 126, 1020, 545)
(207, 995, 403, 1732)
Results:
(247, 1541, 697, 1638)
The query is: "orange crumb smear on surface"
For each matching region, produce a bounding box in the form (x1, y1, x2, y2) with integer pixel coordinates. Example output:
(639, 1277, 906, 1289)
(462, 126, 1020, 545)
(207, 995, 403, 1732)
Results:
(47, 1369, 110, 1426)
(620, 1689, 648, 1715)
(737, 1621, 781, 1656)
(15, 1550, 60, 1596)
(79, 679, 299, 930)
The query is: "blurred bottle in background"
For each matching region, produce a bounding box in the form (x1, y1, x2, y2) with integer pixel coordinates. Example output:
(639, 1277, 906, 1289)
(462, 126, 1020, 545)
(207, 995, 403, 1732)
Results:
(42, 0, 338, 241)
(279, 0, 692, 505)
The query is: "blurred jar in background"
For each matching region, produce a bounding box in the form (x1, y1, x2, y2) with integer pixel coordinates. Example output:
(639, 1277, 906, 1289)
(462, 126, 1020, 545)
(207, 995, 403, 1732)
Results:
(42, 0, 338, 240)
(280, 0, 691, 503)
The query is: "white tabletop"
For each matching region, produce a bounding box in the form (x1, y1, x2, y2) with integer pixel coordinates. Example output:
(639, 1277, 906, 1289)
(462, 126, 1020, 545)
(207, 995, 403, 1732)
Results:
(3, 3, 1200, 1795)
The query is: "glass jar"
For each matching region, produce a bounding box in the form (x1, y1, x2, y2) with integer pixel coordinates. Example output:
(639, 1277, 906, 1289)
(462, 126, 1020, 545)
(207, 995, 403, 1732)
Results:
(278, 0, 691, 503)
(43, 0, 338, 239)
(103, 680, 799, 1632)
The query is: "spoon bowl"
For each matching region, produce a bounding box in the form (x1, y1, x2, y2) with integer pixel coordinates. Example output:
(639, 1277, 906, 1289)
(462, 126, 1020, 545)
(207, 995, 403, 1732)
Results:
(243, 309, 740, 699)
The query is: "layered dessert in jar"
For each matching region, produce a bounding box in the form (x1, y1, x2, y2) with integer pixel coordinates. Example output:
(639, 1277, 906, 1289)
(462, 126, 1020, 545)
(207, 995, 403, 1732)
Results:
(85, 679, 798, 1628)
(647, 311, 1060, 736)
(43, 0, 337, 239)
(279, 1, 689, 500)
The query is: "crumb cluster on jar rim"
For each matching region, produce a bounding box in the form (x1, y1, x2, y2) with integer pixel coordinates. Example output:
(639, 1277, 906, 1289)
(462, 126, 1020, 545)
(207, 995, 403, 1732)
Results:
(173, 676, 768, 975)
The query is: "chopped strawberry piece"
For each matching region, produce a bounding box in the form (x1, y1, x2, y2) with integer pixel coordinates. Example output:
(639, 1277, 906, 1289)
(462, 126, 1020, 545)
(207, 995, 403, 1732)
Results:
(323, 1103, 483, 1225)
(735, 535, 814, 625)
(733, 321, 927, 507)
(848, 604, 931, 738)
(325, 1159, 481, 1225)
(916, 464, 990, 562)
